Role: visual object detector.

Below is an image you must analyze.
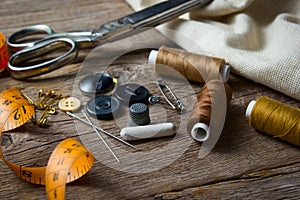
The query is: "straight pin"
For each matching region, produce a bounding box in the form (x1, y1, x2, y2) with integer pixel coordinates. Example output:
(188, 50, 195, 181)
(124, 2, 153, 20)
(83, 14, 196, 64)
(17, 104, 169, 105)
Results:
(81, 110, 120, 163)
(66, 111, 138, 150)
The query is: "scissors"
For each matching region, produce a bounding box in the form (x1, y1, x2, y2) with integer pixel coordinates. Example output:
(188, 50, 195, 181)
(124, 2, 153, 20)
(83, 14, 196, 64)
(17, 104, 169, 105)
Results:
(7, 0, 212, 79)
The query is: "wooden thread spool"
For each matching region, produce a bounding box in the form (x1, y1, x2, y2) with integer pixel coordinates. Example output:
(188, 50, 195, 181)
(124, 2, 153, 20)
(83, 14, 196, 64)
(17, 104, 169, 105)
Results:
(148, 46, 230, 82)
(246, 96, 300, 147)
(186, 80, 232, 142)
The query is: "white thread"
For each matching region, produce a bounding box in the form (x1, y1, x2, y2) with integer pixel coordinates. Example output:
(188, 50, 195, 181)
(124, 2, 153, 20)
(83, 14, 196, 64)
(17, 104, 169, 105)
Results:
(120, 123, 176, 141)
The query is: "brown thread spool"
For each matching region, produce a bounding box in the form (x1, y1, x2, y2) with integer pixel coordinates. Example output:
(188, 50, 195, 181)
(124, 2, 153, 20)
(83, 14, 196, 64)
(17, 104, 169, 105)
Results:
(187, 80, 232, 142)
(148, 46, 230, 82)
(246, 96, 300, 147)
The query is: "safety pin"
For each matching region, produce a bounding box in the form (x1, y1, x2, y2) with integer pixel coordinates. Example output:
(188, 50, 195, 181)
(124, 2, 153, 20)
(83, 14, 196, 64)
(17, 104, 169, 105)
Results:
(37, 106, 56, 127)
(36, 90, 56, 109)
(149, 82, 184, 113)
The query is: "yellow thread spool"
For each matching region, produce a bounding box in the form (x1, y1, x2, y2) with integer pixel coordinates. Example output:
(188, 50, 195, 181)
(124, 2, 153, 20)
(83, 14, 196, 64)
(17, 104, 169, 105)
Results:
(0, 32, 9, 73)
(246, 96, 300, 147)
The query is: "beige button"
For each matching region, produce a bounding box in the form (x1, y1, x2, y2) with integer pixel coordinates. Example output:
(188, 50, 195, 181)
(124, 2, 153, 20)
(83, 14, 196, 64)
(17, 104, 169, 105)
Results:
(59, 97, 81, 112)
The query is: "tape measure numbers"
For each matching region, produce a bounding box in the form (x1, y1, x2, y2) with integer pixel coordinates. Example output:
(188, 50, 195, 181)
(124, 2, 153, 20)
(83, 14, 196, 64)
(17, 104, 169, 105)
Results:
(46, 138, 95, 200)
(0, 87, 35, 131)
(0, 88, 95, 200)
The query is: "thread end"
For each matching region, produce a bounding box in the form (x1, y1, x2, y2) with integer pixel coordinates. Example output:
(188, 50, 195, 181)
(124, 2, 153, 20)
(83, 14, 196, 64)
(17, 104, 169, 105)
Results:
(148, 50, 158, 65)
(246, 100, 256, 119)
(120, 128, 129, 140)
(191, 123, 209, 142)
(221, 64, 231, 82)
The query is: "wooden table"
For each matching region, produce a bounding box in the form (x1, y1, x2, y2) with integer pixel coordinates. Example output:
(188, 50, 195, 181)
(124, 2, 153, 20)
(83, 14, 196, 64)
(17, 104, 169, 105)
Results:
(1, 0, 299, 199)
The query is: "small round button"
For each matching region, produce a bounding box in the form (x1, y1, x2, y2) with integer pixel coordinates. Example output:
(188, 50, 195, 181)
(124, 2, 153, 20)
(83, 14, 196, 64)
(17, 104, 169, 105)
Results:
(59, 97, 81, 112)
(79, 73, 114, 96)
(114, 83, 149, 106)
(86, 96, 120, 120)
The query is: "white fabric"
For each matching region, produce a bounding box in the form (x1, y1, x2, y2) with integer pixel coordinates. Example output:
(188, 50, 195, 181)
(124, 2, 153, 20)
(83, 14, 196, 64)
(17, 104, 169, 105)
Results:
(125, 0, 300, 100)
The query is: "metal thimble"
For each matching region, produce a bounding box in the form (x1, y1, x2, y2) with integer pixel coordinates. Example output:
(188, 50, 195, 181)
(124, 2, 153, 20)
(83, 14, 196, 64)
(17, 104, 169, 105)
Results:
(128, 103, 150, 126)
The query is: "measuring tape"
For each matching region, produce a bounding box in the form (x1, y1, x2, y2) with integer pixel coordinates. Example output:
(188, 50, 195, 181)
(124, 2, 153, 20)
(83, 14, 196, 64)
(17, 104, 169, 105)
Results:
(0, 88, 95, 200)
(0, 32, 9, 73)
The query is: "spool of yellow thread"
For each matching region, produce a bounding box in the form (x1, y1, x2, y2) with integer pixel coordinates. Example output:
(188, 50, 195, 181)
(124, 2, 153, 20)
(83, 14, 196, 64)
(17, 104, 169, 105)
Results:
(246, 96, 300, 147)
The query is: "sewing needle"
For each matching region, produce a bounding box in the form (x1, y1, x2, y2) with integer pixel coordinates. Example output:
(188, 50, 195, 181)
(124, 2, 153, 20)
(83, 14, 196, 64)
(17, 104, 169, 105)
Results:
(66, 111, 138, 150)
(81, 110, 120, 163)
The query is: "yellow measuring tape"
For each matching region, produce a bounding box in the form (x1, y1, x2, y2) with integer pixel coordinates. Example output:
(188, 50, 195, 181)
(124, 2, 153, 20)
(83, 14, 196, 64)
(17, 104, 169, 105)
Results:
(0, 88, 95, 200)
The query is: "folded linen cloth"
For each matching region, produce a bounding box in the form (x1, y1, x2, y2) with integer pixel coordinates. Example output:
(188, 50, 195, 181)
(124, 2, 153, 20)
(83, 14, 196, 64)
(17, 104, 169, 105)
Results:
(125, 0, 300, 100)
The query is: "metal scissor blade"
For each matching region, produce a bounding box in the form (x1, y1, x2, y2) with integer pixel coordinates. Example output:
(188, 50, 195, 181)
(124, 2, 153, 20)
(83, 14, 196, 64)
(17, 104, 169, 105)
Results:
(124, 0, 212, 28)
(94, 0, 212, 41)
(8, 0, 213, 79)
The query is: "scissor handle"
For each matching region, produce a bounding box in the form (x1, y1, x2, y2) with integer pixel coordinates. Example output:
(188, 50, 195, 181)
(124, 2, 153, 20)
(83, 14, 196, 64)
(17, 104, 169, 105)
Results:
(8, 38, 78, 79)
(7, 25, 54, 52)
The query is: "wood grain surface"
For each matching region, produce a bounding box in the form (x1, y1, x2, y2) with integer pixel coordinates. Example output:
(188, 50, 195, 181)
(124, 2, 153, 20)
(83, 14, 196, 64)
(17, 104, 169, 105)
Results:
(0, 0, 299, 199)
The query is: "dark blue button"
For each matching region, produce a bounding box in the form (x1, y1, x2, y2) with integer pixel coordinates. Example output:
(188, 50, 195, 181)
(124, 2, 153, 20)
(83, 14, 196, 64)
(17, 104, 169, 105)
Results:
(114, 83, 149, 106)
(86, 95, 120, 120)
(79, 73, 114, 96)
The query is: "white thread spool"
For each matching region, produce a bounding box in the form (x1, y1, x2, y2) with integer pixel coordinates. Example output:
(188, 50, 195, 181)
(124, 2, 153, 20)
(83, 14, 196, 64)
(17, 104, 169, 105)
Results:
(148, 50, 230, 82)
(120, 123, 176, 141)
(190, 123, 209, 142)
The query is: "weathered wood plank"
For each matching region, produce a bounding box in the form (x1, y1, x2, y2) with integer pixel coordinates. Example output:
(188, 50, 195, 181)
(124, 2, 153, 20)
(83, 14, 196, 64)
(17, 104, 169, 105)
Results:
(0, 0, 299, 200)
(154, 163, 300, 200)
